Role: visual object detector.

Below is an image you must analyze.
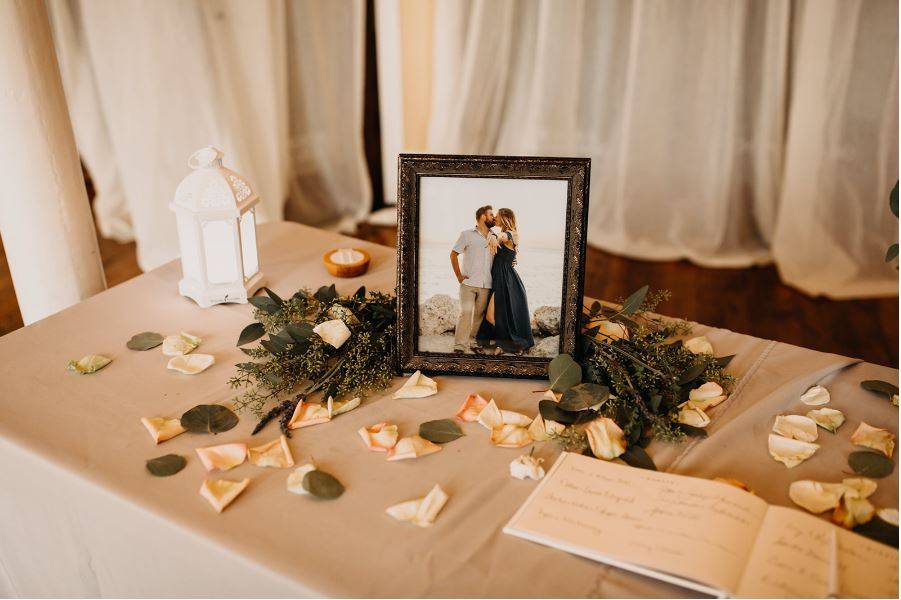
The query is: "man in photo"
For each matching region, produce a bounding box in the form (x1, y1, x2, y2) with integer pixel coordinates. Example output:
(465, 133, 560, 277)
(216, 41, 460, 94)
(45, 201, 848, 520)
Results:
(450, 205, 499, 354)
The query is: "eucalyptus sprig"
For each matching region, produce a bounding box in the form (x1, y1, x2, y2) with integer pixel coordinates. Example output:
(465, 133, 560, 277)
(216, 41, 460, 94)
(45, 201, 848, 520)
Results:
(228, 285, 396, 436)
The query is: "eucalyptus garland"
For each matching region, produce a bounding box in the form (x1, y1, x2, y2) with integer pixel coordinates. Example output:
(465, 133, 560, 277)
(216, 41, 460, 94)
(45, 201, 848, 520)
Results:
(229, 285, 395, 436)
(542, 286, 735, 459)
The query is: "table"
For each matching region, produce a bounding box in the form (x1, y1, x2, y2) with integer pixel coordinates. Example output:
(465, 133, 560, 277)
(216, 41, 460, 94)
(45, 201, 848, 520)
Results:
(0, 222, 896, 597)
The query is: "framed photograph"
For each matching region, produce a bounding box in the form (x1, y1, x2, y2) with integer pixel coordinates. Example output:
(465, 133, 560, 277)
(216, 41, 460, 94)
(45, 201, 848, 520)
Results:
(396, 154, 590, 378)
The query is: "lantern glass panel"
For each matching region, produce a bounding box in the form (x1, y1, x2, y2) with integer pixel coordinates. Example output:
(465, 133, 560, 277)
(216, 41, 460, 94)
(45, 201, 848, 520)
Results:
(176, 214, 203, 282)
(201, 220, 239, 284)
(240, 210, 259, 278)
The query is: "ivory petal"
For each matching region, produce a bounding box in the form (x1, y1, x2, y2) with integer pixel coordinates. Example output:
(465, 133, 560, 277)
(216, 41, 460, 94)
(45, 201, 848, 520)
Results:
(385, 499, 420, 522)
(833, 496, 875, 528)
(312, 319, 351, 349)
(768, 434, 819, 468)
(772, 415, 819, 442)
(800, 385, 830, 406)
(510, 455, 545, 480)
(248, 435, 294, 468)
(415, 484, 449, 526)
(455, 394, 489, 422)
(527, 415, 550, 441)
(842, 477, 877, 500)
(585, 417, 627, 460)
(162, 332, 201, 356)
(288, 401, 331, 429)
(500, 410, 533, 427)
(677, 403, 711, 428)
(166, 353, 215, 374)
(477, 399, 503, 430)
(490, 424, 533, 448)
(683, 336, 714, 355)
(140, 416, 185, 444)
(806, 408, 845, 433)
(789, 480, 845, 514)
(850, 422, 895, 457)
(878, 508, 899, 526)
(200, 478, 250, 513)
(688, 382, 727, 410)
(357, 422, 399, 452)
(386, 436, 442, 461)
(195, 443, 247, 472)
(392, 370, 438, 399)
(332, 397, 361, 416)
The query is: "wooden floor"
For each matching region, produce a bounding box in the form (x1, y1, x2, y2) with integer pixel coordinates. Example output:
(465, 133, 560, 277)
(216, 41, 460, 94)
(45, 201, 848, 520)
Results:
(0, 222, 897, 368)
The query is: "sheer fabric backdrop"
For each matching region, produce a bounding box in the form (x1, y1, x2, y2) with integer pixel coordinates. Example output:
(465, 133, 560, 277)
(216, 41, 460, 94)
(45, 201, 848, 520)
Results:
(48, 0, 370, 271)
(376, 0, 899, 298)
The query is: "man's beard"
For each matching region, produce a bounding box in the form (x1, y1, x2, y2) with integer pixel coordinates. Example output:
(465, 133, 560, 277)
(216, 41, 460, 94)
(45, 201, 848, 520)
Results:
(486, 217, 495, 227)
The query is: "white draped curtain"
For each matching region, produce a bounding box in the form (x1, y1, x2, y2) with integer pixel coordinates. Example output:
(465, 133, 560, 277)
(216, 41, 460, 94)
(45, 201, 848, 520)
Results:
(376, 0, 899, 298)
(48, 0, 371, 271)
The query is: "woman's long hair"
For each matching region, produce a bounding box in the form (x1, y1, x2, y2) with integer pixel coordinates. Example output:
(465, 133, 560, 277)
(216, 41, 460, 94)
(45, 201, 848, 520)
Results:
(496, 208, 518, 257)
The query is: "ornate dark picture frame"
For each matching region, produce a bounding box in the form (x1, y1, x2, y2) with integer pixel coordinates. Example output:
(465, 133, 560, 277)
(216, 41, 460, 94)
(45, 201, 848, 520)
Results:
(396, 154, 591, 378)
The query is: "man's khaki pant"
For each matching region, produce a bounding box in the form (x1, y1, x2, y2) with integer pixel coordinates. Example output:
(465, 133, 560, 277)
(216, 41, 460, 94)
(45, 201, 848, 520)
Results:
(454, 283, 491, 351)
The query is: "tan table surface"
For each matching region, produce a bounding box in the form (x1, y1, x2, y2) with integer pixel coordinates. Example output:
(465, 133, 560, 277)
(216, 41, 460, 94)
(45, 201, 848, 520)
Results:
(0, 222, 897, 597)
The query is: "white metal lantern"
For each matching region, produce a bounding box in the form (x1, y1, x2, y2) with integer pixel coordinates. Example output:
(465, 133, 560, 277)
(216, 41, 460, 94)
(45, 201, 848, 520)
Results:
(171, 146, 265, 307)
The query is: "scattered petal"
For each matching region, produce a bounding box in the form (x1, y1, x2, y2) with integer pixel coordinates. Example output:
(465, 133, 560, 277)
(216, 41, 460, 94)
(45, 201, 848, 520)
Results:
(476, 399, 503, 430)
(688, 382, 727, 410)
(800, 385, 830, 406)
(510, 454, 545, 480)
(140, 416, 186, 444)
(590, 319, 629, 342)
(490, 424, 533, 448)
(386, 484, 448, 527)
(842, 477, 877, 500)
(806, 407, 845, 433)
(455, 394, 489, 422)
(833, 496, 875, 528)
(66, 354, 112, 374)
(287, 401, 331, 429)
(877, 508, 899, 526)
(684, 336, 714, 355)
(541, 389, 562, 402)
(789, 480, 846, 513)
(195, 443, 247, 472)
(768, 434, 819, 468)
(327, 304, 359, 325)
(527, 415, 551, 441)
(287, 463, 318, 495)
(313, 319, 351, 349)
(772, 414, 819, 442)
(714, 477, 752, 493)
(167, 353, 214, 374)
(200, 478, 250, 513)
(894, 394, 899, 407)
(677, 402, 711, 428)
(392, 370, 438, 399)
(358, 422, 399, 452)
(248, 435, 294, 468)
(386, 436, 443, 461)
(162, 332, 201, 356)
(331, 397, 361, 416)
(585, 418, 627, 460)
(500, 410, 533, 427)
(851, 422, 895, 457)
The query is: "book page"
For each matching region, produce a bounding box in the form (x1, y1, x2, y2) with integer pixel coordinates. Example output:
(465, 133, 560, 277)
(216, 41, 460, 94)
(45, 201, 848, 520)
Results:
(736, 505, 899, 598)
(503, 453, 769, 594)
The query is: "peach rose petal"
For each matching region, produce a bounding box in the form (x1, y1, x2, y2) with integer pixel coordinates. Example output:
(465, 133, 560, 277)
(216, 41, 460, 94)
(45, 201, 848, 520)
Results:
(331, 397, 361, 416)
(357, 422, 399, 452)
(288, 401, 332, 429)
(140, 416, 186, 444)
(490, 424, 533, 448)
(585, 417, 627, 460)
(386, 484, 448, 527)
(248, 435, 294, 468)
(850, 422, 895, 457)
(200, 478, 249, 513)
(772, 414, 819, 442)
(688, 382, 727, 410)
(167, 353, 215, 374)
(455, 394, 489, 422)
(768, 434, 819, 468)
(195, 442, 248, 472)
(800, 385, 830, 406)
(477, 399, 503, 430)
(286, 463, 317, 495)
(392, 370, 438, 399)
(386, 435, 443, 461)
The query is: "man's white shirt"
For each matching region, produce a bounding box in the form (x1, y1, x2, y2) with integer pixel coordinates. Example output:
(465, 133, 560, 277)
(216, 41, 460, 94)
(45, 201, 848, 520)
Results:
(452, 227, 496, 289)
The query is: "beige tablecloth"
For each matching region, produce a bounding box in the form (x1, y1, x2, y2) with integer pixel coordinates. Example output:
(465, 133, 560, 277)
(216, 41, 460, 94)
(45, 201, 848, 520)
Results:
(0, 222, 896, 597)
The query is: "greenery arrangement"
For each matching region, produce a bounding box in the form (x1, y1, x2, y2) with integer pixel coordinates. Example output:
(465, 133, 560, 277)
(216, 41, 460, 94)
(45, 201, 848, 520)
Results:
(229, 285, 396, 436)
(541, 285, 735, 464)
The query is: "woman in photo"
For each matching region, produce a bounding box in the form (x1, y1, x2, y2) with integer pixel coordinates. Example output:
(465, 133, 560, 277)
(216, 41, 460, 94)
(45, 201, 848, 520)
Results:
(476, 208, 535, 355)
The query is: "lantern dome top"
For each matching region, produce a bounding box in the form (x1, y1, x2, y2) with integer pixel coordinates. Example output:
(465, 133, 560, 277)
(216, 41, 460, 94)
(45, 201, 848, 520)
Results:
(172, 146, 258, 213)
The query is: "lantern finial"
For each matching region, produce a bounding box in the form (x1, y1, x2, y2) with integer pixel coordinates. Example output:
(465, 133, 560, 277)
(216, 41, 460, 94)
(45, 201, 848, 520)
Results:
(188, 146, 224, 170)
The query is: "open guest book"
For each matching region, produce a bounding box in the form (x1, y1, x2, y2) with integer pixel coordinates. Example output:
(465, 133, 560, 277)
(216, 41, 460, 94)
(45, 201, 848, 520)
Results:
(504, 452, 898, 598)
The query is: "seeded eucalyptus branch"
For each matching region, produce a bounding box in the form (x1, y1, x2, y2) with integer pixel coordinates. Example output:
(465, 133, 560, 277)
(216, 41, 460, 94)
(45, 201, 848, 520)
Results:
(228, 285, 396, 436)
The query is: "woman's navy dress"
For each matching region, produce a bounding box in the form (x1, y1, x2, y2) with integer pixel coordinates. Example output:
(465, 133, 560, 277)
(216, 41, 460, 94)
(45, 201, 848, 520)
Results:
(476, 238, 534, 352)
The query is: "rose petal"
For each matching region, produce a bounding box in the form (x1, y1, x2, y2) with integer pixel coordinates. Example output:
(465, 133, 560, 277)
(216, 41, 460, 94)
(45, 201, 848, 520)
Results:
(591, 319, 629, 341)
(850, 422, 895, 457)
(312, 319, 351, 349)
(841, 477, 877, 500)
(585, 417, 627, 460)
(490, 424, 533, 448)
(140, 416, 186, 444)
(684, 336, 714, 355)
(510, 454, 545, 480)
(66, 354, 112, 374)
(677, 402, 711, 428)
(806, 407, 845, 433)
(331, 397, 361, 416)
(288, 401, 331, 429)
(166, 353, 215, 374)
(286, 463, 317, 495)
(357, 422, 399, 452)
(833, 496, 875, 529)
(772, 415, 819, 442)
(768, 434, 819, 468)
(789, 480, 846, 514)
(386, 484, 448, 527)
(800, 385, 830, 406)
(195, 442, 247, 472)
(248, 435, 294, 468)
(386, 436, 442, 461)
(688, 382, 727, 410)
(541, 389, 562, 402)
(162, 332, 201, 356)
(200, 478, 250, 513)
(477, 399, 503, 430)
(392, 370, 438, 399)
(455, 394, 489, 422)
(878, 508, 899, 526)
(500, 410, 533, 427)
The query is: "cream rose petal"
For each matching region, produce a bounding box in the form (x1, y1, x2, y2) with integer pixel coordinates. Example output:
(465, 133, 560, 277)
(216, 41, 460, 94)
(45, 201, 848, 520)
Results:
(287, 401, 331, 429)
(66, 354, 112, 374)
(527, 415, 549, 441)
(327, 304, 359, 325)
(490, 424, 533, 448)
(510, 454, 545, 480)
(768, 434, 819, 468)
(833, 496, 875, 529)
(286, 463, 317, 495)
(476, 399, 503, 430)
(248, 435, 294, 468)
(196, 442, 247, 472)
(850, 422, 895, 457)
(806, 407, 846, 433)
(455, 394, 489, 422)
(684, 336, 714, 355)
(386, 435, 443, 461)
(166, 353, 215, 374)
(392, 370, 438, 399)
(841, 477, 877, 500)
(677, 403, 711, 428)
(386, 484, 448, 527)
(357, 422, 399, 452)
(878, 508, 899, 526)
(200, 478, 250, 513)
(541, 389, 562, 402)
(312, 319, 351, 349)
(800, 385, 830, 406)
(688, 382, 727, 410)
(161, 332, 201, 356)
(331, 397, 361, 416)
(789, 480, 846, 514)
(385, 499, 420, 522)
(585, 418, 627, 460)
(500, 410, 533, 427)
(140, 416, 186, 444)
(772, 414, 819, 442)
(593, 319, 629, 341)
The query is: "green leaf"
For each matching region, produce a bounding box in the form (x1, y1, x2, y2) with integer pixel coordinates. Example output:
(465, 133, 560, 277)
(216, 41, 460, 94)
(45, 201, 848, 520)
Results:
(302, 470, 345, 499)
(249, 296, 280, 314)
(589, 300, 602, 316)
(559, 383, 610, 412)
(354, 286, 367, 299)
(886, 244, 898, 263)
(649, 394, 663, 413)
(285, 323, 314, 343)
(263, 287, 284, 306)
(418, 419, 464, 443)
(127, 331, 164, 351)
(890, 180, 899, 218)
(548, 354, 582, 392)
(715, 355, 735, 369)
(66, 354, 112, 374)
(620, 285, 649, 316)
(538, 400, 597, 425)
(146, 454, 186, 477)
(620, 446, 657, 470)
(239, 347, 256, 356)
(848, 451, 895, 478)
(314, 284, 338, 304)
(678, 423, 708, 438)
(236, 323, 266, 346)
(854, 512, 899, 548)
(180, 404, 239, 434)
(292, 290, 309, 301)
(860, 380, 899, 398)
(679, 361, 707, 385)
